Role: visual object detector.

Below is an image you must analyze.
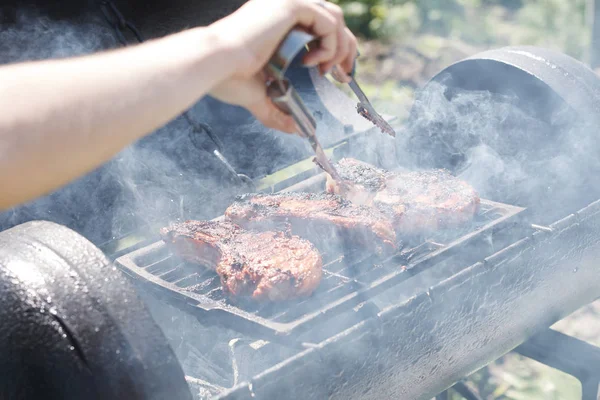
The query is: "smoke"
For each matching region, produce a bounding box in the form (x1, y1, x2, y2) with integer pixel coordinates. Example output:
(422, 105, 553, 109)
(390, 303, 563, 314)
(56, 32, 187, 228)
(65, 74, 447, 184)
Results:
(0, 7, 122, 243)
(137, 290, 295, 398)
(0, 6, 117, 61)
(0, 5, 311, 245)
(0, 6, 317, 397)
(399, 75, 600, 225)
(4, 3, 600, 399)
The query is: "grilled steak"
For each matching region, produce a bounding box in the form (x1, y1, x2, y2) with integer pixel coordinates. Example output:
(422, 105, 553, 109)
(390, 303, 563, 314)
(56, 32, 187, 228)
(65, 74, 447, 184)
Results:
(326, 158, 480, 234)
(160, 220, 322, 302)
(325, 157, 387, 200)
(224, 192, 397, 255)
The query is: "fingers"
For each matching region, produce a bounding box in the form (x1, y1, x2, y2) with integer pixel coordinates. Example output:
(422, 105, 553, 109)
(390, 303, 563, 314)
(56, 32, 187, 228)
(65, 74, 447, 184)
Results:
(340, 27, 358, 75)
(319, 23, 347, 76)
(318, 3, 349, 76)
(300, 4, 338, 69)
(296, 1, 358, 79)
(210, 71, 298, 134)
(330, 28, 357, 83)
(297, 0, 347, 70)
(247, 98, 298, 135)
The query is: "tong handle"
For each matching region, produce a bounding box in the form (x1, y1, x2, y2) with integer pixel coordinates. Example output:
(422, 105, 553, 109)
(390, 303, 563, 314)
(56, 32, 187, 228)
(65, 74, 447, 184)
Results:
(266, 79, 316, 138)
(267, 79, 346, 185)
(267, 30, 316, 80)
(264, 28, 349, 186)
(266, 28, 360, 79)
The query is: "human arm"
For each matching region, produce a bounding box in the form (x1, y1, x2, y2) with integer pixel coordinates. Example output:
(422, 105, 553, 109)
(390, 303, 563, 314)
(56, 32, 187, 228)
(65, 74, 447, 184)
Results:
(0, 27, 238, 210)
(0, 0, 358, 210)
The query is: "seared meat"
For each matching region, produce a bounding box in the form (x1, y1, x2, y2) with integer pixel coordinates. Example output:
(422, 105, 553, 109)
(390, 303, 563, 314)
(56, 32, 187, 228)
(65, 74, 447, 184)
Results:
(326, 158, 480, 234)
(225, 192, 397, 255)
(160, 220, 322, 302)
(325, 157, 386, 201)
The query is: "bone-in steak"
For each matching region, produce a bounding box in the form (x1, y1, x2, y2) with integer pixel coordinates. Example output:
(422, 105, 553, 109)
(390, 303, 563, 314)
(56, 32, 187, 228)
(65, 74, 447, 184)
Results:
(224, 192, 397, 255)
(326, 158, 480, 235)
(160, 220, 322, 302)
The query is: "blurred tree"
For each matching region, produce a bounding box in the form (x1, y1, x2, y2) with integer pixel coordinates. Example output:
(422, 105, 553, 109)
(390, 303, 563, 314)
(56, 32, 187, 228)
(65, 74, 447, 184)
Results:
(481, 0, 523, 10)
(413, 0, 464, 36)
(515, 0, 588, 59)
(330, 0, 380, 38)
(332, 0, 460, 39)
(330, 0, 421, 41)
(332, 0, 590, 62)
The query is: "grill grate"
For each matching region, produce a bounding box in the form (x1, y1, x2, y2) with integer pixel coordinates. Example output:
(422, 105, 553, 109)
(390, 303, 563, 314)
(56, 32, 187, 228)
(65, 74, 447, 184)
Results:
(115, 197, 525, 341)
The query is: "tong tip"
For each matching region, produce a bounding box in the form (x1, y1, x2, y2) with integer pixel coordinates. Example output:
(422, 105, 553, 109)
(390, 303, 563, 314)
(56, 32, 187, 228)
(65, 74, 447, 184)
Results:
(356, 104, 396, 137)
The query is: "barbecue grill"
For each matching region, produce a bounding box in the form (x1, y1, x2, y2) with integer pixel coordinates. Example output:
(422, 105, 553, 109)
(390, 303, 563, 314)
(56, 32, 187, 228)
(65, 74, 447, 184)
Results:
(110, 42, 600, 399)
(4, 2, 600, 400)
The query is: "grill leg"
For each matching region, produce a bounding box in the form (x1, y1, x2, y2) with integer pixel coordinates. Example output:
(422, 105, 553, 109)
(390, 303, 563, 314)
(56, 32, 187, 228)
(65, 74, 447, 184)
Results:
(514, 328, 600, 400)
(451, 382, 482, 400)
(435, 382, 481, 400)
(581, 380, 600, 400)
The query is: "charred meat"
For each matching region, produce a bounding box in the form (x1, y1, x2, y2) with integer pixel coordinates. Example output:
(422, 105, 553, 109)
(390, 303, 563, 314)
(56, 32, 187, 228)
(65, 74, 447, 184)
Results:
(160, 220, 322, 302)
(326, 158, 480, 234)
(224, 192, 397, 255)
(325, 157, 387, 199)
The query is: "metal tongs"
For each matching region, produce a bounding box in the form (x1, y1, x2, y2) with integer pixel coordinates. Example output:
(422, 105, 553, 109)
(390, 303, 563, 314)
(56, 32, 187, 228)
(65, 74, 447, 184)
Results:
(331, 57, 396, 137)
(265, 30, 346, 187)
(264, 30, 394, 191)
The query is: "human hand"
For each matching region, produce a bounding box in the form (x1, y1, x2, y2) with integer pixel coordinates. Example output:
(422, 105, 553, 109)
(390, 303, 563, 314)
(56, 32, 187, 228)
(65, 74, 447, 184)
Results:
(207, 0, 358, 133)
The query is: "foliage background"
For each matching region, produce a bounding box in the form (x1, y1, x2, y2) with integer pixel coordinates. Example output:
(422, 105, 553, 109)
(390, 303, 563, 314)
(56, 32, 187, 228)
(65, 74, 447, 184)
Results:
(335, 1, 598, 398)
(333, 0, 589, 58)
(334, 0, 592, 119)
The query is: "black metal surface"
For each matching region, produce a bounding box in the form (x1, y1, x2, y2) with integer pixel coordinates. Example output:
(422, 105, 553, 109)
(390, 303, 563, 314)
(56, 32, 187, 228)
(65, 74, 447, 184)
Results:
(101, 0, 256, 190)
(215, 194, 600, 400)
(115, 174, 524, 342)
(0, 221, 192, 400)
(515, 328, 600, 400)
(436, 382, 482, 400)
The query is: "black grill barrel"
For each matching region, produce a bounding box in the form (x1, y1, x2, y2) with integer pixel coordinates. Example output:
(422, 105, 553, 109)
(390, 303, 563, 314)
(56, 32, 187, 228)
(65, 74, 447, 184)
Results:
(0, 220, 192, 400)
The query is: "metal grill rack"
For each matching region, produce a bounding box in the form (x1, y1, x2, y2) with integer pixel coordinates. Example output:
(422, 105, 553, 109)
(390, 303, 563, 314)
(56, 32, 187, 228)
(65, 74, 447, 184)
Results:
(115, 196, 525, 342)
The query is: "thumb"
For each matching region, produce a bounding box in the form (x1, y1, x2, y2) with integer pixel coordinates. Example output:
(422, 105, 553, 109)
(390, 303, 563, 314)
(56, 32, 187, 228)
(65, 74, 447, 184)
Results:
(228, 74, 299, 134)
(247, 98, 298, 134)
